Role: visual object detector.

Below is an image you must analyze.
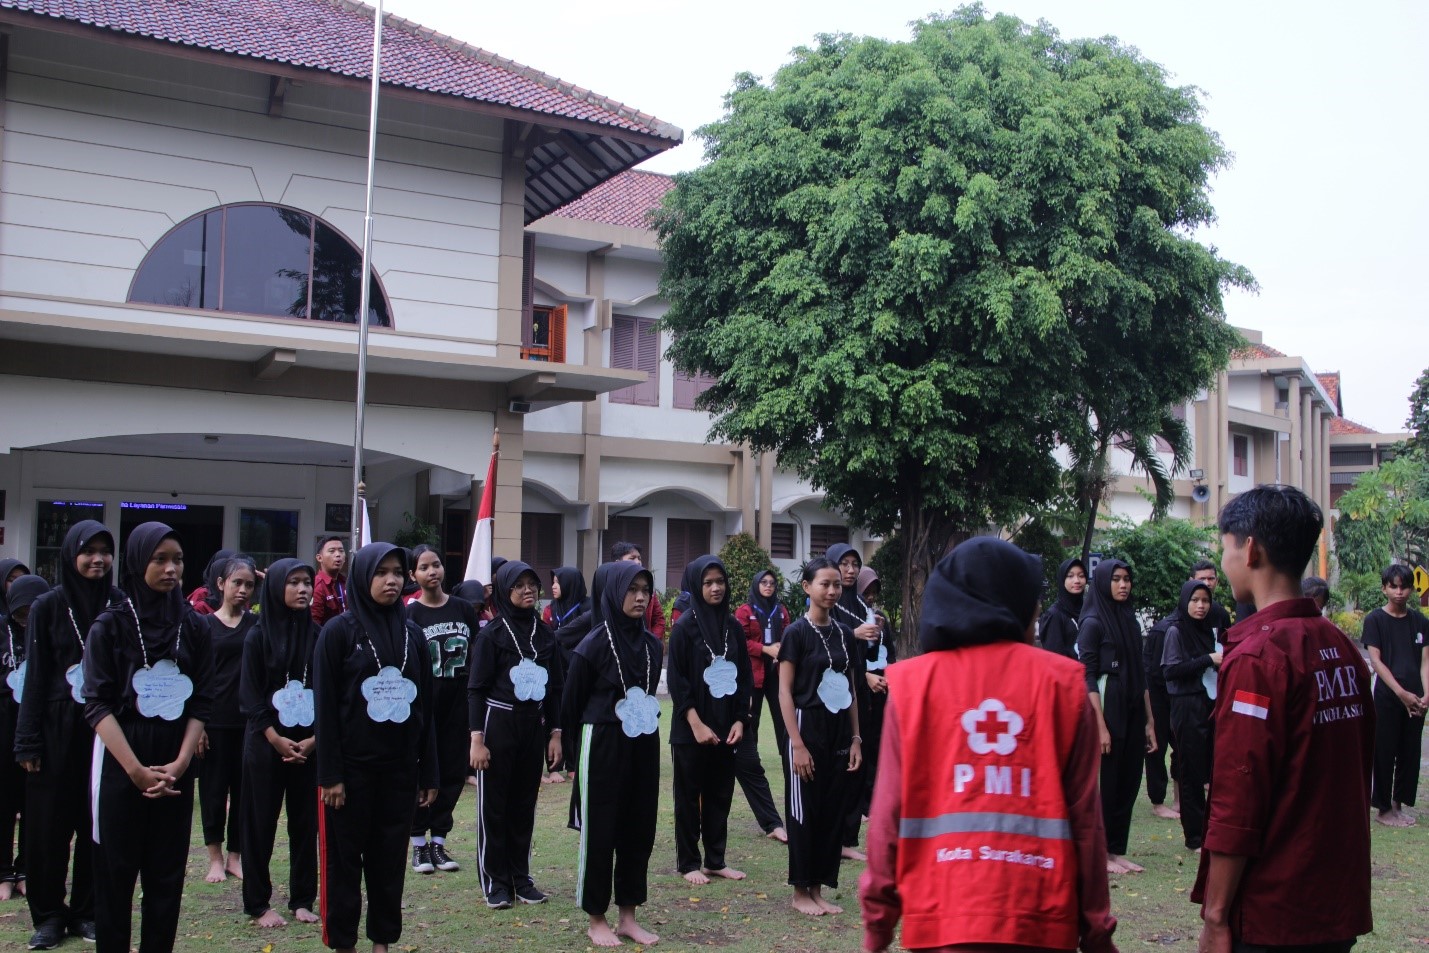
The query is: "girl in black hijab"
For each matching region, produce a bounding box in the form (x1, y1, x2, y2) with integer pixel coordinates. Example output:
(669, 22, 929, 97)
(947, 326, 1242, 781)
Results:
(0, 559, 30, 615)
(16, 520, 120, 948)
(1039, 557, 1087, 659)
(314, 542, 438, 953)
(197, 555, 257, 885)
(466, 560, 562, 908)
(543, 566, 589, 657)
(1076, 558, 1157, 874)
(1, 573, 46, 901)
(1161, 579, 1220, 851)
(239, 558, 320, 928)
(823, 544, 883, 643)
(561, 560, 663, 948)
(189, 548, 236, 616)
(731, 568, 788, 840)
(85, 521, 214, 953)
(666, 555, 753, 884)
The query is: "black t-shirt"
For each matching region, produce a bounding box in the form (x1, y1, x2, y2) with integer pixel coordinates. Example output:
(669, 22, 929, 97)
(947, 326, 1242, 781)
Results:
(407, 596, 481, 682)
(1362, 607, 1429, 696)
(777, 616, 863, 712)
(200, 611, 257, 728)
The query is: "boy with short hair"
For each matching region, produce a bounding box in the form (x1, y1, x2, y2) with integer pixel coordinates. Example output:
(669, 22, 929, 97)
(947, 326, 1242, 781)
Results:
(1193, 485, 1374, 953)
(1360, 563, 1429, 828)
(1300, 576, 1330, 613)
(310, 536, 347, 629)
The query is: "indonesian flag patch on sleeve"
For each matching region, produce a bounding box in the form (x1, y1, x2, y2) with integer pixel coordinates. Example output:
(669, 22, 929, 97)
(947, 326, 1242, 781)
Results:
(1231, 690, 1270, 720)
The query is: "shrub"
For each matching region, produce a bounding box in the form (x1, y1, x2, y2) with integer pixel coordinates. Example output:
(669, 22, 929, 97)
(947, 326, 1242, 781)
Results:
(717, 532, 776, 608)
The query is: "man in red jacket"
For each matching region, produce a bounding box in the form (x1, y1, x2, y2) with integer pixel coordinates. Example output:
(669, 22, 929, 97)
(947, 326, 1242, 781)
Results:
(1193, 485, 1374, 953)
(860, 537, 1117, 953)
(310, 535, 348, 629)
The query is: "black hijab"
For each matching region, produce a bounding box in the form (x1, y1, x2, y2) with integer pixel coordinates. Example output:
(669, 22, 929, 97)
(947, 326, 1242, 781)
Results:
(123, 522, 186, 630)
(257, 558, 316, 684)
(452, 579, 486, 607)
(824, 542, 871, 624)
(745, 569, 785, 639)
(920, 537, 1042, 652)
(1052, 558, 1085, 619)
(1080, 558, 1144, 693)
(0, 559, 31, 616)
(4, 574, 49, 661)
(680, 555, 731, 655)
(598, 560, 654, 681)
(587, 561, 620, 630)
(550, 566, 588, 624)
(492, 560, 539, 623)
(1172, 580, 1217, 656)
(348, 542, 410, 668)
(201, 549, 236, 609)
(58, 520, 117, 634)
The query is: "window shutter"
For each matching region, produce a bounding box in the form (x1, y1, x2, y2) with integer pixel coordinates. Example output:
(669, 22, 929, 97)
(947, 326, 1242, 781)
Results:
(770, 523, 795, 560)
(520, 512, 563, 592)
(603, 516, 652, 565)
(634, 318, 660, 406)
(666, 519, 712, 587)
(673, 371, 696, 410)
(811, 524, 850, 556)
(549, 304, 568, 363)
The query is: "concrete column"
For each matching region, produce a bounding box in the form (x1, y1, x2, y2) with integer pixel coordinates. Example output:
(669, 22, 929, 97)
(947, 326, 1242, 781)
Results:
(1320, 413, 1332, 514)
(739, 448, 755, 538)
(577, 251, 608, 574)
(1300, 390, 1313, 491)
(1213, 371, 1229, 514)
(491, 407, 525, 563)
(495, 128, 528, 360)
(1286, 378, 1301, 488)
(757, 452, 773, 549)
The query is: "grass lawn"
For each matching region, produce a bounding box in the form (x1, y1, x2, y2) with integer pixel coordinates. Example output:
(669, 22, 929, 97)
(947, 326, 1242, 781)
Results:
(2, 701, 1425, 952)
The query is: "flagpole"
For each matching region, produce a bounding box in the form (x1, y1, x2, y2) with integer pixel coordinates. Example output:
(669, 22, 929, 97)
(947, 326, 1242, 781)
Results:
(351, 0, 384, 551)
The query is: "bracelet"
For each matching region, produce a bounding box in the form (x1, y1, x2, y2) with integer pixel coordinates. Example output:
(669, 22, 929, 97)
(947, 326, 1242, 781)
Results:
(851, 735, 862, 743)
(550, 728, 562, 735)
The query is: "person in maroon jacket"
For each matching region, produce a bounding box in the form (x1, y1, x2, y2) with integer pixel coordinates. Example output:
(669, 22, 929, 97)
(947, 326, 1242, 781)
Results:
(610, 542, 665, 641)
(1193, 485, 1374, 953)
(310, 536, 348, 630)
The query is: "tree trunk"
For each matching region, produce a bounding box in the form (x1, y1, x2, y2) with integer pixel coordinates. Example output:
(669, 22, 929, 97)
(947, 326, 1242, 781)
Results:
(898, 489, 964, 661)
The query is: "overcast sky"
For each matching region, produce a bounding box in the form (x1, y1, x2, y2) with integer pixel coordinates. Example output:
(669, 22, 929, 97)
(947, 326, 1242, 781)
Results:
(387, 0, 1427, 433)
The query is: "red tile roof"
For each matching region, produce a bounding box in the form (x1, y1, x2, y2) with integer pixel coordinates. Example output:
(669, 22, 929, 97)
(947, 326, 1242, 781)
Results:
(548, 170, 674, 230)
(1315, 372, 1344, 416)
(0, 0, 681, 141)
(1232, 341, 1287, 360)
(1331, 416, 1376, 436)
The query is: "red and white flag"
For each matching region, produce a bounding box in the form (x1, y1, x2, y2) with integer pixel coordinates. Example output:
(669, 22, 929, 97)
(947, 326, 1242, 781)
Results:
(358, 498, 373, 549)
(1231, 689, 1270, 720)
(464, 439, 498, 585)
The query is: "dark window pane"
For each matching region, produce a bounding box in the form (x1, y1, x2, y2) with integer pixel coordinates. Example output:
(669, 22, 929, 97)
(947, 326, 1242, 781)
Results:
(311, 220, 390, 326)
(240, 508, 300, 569)
(220, 205, 312, 318)
(129, 213, 220, 309)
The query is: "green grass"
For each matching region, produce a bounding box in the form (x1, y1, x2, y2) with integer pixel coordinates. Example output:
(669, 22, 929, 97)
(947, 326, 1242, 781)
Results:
(2, 704, 1425, 951)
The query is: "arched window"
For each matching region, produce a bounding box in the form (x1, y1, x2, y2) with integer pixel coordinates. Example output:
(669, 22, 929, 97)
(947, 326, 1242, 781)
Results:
(129, 204, 391, 327)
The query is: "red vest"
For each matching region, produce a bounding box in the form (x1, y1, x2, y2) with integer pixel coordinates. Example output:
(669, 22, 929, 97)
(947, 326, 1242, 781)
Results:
(886, 641, 1086, 950)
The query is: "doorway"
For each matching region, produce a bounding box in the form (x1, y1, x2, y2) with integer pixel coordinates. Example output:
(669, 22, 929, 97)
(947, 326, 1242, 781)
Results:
(120, 501, 225, 594)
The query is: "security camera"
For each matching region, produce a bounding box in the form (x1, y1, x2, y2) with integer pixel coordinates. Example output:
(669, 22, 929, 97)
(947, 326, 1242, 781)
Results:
(508, 399, 532, 415)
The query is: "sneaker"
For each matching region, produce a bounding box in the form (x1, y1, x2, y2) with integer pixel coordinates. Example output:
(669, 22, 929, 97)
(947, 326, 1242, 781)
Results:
(514, 884, 548, 905)
(28, 920, 63, 950)
(70, 920, 97, 943)
(412, 843, 434, 874)
(429, 843, 460, 871)
(485, 887, 513, 910)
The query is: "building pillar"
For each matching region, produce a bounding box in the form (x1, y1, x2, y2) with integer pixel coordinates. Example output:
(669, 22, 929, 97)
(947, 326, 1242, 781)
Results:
(1320, 413, 1331, 515)
(491, 407, 525, 564)
(577, 251, 610, 574)
(495, 127, 528, 360)
(757, 452, 773, 549)
(739, 447, 755, 539)
(1299, 389, 1313, 492)
(1212, 371, 1229, 515)
(1286, 377, 1301, 489)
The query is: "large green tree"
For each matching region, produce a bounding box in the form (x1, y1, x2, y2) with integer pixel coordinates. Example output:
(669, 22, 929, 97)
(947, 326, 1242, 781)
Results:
(656, 7, 1248, 651)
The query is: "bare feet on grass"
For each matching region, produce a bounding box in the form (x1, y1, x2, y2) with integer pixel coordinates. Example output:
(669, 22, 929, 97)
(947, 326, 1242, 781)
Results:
(1376, 808, 1415, 828)
(841, 846, 866, 861)
(226, 852, 243, 879)
(616, 906, 658, 945)
(766, 827, 788, 843)
(705, 866, 745, 880)
(792, 887, 825, 916)
(813, 890, 843, 915)
(254, 909, 287, 928)
(588, 916, 622, 947)
(1115, 855, 1145, 873)
(1152, 804, 1180, 820)
(294, 907, 320, 923)
(0, 881, 13, 901)
(205, 858, 227, 883)
(682, 869, 710, 885)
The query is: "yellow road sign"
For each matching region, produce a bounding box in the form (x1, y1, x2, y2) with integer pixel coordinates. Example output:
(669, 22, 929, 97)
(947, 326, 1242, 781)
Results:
(1415, 565, 1429, 598)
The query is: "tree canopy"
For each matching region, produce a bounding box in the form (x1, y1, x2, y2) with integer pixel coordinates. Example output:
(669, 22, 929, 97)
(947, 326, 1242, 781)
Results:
(656, 6, 1249, 647)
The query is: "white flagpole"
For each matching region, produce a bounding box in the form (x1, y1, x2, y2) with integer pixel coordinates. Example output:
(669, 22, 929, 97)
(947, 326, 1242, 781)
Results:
(350, 0, 384, 551)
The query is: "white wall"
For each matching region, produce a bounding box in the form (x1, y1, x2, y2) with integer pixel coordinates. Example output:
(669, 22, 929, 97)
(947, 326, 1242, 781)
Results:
(1226, 375, 1263, 413)
(0, 29, 504, 342)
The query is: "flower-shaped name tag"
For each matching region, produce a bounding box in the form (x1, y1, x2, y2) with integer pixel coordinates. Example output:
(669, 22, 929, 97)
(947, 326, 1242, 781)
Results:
(510, 658, 548, 702)
(1202, 668, 1219, 701)
(273, 679, 315, 728)
(817, 667, 852, 714)
(703, 658, 738, 699)
(7, 661, 25, 705)
(66, 662, 85, 705)
(614, 686, 660, 738)
(361, 665, 417, 723)
(133, 658, 194, 721)
(867, 644, 889, 672)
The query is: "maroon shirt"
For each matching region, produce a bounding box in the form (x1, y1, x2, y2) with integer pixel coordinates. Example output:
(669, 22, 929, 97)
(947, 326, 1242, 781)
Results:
(311, 570, 347, 629)
(1191, 597, 1374, 945)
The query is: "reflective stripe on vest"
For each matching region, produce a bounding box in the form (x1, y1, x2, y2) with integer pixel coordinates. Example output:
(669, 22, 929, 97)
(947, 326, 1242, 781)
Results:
(900, 812, 1071, 840)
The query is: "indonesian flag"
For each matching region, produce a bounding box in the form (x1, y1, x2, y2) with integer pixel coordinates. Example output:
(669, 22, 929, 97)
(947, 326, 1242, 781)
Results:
(1231, 689, 1270, 720)
(464, 444, 498, 585)
(358, 498, 373, 549)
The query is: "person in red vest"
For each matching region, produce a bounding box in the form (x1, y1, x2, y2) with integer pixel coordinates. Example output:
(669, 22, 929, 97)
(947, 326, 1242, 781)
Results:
(860, 537, 1117, 953)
